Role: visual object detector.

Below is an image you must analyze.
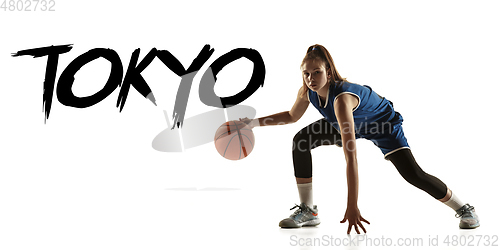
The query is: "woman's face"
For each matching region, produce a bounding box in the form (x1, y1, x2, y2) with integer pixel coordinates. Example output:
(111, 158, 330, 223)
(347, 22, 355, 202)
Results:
(302, 59, 331, 93)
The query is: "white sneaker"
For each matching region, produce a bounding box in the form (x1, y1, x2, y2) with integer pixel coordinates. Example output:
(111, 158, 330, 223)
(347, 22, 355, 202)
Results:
(455, 204, 480, 229)
(279, 203, 320, 228)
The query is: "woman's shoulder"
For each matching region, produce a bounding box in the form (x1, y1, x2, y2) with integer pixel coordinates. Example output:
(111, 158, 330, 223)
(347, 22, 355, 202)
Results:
(333, 80, 355, 92)
(332, 81, 370, 99)
(298, 86, 312, 103)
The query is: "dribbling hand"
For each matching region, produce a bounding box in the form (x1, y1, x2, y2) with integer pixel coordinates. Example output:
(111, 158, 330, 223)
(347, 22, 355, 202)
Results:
(239, 117, 255, 129)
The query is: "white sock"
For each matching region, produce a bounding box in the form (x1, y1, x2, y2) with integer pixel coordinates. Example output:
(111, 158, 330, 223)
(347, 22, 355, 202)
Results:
(443, 191, 466, 211)
(297, 183, 313, 207)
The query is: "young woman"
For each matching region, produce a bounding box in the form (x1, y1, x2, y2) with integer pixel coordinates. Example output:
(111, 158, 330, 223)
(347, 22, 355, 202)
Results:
(240, 44, 479, 234)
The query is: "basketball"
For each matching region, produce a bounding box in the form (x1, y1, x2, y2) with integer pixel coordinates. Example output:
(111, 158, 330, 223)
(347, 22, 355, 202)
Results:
(214, 120, 255, 160)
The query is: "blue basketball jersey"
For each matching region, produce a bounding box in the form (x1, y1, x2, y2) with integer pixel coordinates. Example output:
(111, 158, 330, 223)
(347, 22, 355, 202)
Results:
(307, 81, 403, 139)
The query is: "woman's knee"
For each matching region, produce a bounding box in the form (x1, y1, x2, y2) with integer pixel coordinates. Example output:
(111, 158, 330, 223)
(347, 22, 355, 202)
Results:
(400, 169, 429, 186)
(293, 130, 313, 152)
(388, 149, 447, 199)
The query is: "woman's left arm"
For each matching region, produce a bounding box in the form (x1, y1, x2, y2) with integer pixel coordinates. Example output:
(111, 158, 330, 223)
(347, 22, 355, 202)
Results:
(334, 94, 370, 234)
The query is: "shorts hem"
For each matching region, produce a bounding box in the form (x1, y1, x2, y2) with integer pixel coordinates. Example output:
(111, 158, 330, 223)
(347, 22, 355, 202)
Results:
(384, 147, 410, 160)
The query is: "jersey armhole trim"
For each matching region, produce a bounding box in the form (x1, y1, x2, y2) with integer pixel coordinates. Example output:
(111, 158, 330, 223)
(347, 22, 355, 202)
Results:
(321, 88, 330, 108)
(334, 92, 360, 111)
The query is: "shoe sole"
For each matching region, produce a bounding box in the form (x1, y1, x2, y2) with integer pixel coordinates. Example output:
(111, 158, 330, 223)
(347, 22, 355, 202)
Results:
(460, 223, 480, 229)
(279, 219, 321, 228)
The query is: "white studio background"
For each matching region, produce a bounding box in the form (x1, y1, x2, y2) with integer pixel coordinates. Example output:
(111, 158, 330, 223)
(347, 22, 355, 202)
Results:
(0, 1, 499, 249)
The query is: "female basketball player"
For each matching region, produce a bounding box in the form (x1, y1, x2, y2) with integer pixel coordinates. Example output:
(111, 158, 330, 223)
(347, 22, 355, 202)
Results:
(240, 44, 479, 234)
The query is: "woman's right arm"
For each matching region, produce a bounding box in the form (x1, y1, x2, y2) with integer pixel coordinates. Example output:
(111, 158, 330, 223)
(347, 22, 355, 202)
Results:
(241, 87, 309, 128)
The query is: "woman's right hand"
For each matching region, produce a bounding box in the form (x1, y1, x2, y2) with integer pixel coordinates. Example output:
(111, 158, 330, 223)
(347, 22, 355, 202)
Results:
(239, 117, 256, 129)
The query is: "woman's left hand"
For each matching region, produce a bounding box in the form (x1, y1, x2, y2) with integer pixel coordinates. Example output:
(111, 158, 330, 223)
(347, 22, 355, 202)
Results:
(340, 205, 370, 234)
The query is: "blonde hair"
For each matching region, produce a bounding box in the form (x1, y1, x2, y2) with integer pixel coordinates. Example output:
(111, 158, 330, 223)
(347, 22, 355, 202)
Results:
(300, 44, 347, 97)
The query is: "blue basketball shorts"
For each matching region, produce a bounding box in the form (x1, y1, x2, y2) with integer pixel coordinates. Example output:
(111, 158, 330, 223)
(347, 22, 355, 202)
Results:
(363, 122, 410, 159)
